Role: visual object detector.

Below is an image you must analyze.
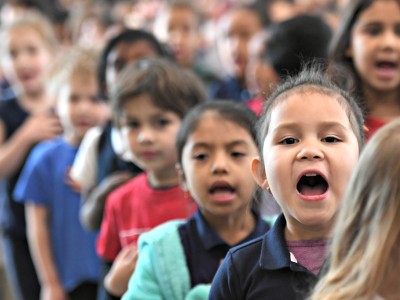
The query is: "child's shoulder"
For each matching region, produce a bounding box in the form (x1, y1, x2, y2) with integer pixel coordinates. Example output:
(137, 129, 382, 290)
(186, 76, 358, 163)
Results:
(139, 220, 186, 246)
(108, 172, 147, 200)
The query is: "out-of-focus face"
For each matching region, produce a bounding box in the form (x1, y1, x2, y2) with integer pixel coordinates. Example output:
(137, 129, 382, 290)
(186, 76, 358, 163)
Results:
(252, 91, 360, 240)
(181, 111, 259, 223)
(119, 94, 182, 186)
(225, 8, 263, 81)
(165, 6, 201, 68)
(57, 74, 107, 145)
(347, 0, 400, 93)
(3, 26, 54, 97)
(105, 40, 159, 96)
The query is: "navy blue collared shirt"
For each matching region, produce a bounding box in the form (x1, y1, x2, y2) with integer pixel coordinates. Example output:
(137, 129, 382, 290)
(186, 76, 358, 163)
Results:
(209, 214, 319, 300)
(178, 209, 270, 288)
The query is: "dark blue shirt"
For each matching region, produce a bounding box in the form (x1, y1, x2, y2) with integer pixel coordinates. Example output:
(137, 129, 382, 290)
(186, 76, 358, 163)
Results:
(97, 121, 142, 183)
(178, 209, 270, 288)
(0, 98, 30, 235)
(209, 76, 251, 102)
(209, 214, 319, 300)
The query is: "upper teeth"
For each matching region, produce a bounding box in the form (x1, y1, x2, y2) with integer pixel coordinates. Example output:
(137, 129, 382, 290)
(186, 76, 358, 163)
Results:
(305, 173, 318, 177)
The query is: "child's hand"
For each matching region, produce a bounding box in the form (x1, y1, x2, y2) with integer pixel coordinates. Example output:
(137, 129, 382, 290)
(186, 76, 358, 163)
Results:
(40, 282, 66, 300)
(104, 243, 138, 296)
(22, 112, 63, 144)
(65, 167, 82, 193)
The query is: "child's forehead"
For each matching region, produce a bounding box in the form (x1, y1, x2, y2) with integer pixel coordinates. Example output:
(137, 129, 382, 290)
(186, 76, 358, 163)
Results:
(268, 90, 351, 125)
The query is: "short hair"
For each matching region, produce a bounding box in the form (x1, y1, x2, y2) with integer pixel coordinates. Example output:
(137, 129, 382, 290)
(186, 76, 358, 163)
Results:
(176, 101, 258, 165)
(257, 63, 364, 155)
(264, 14, 332, 79)
(47, 47, 99, 100)
(112, 58, 208, 123)
(97, 29, 172, 100)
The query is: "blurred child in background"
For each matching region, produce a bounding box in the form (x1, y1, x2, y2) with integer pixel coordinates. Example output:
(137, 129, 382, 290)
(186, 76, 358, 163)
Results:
(210, 3, 264, 102)
(0, 12, 62, 300)
(97, 58, 207, 298)
(70, 29, 171, 232)
(153, 0, 218, 90)
(246, 14, 332, 115)
(13, 47, 107, 300)
(329, 0, 400, 141)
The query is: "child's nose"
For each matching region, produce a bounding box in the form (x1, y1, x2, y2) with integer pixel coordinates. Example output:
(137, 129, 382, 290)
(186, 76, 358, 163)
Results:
(296, 144, 324, 160)
(137, 127, 154, 144)
(211, 154, 229, 174)
(382, 29, 400, 50)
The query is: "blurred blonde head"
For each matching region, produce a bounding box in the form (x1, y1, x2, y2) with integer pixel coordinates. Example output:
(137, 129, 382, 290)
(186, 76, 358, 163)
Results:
(310, 118, 400, 299)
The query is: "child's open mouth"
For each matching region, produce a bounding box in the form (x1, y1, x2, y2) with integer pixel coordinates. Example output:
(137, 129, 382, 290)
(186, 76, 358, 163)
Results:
(296, 172, 328, 201)
(209, 181, 236, 203)
(375, 60, 398, 80)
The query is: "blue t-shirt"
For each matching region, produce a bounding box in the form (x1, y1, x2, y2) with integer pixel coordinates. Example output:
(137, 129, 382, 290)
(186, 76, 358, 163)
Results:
(14, 137, 100, 291)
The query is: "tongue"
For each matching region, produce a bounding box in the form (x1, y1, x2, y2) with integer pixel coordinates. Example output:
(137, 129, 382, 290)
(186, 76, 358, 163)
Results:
(211, 189, 235, 202)
(300, 185, 326, 196)
(376, 66, 397, 80)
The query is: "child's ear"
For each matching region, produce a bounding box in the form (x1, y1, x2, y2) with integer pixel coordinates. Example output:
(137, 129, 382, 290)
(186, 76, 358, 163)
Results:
(251, 156, 270, 191)
(176, 163, 187, 191)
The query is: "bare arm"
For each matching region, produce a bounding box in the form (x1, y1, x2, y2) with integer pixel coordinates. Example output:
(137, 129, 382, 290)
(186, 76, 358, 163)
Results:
(0, 113, 62, 178)
(80, 171, 133, 231)
(25, 203, 66, 300)
(104, 244, 138, 296)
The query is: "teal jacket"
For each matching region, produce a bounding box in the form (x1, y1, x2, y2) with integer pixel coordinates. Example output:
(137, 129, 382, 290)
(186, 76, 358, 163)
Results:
(122, 220, 209, 300)
(122, 215, 277, 300)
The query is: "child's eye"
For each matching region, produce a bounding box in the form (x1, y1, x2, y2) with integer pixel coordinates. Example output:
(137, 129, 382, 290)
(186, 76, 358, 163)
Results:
(395, 25, 400, 37)
(231, 151, 245, 158)
(365, 25, 382, 36)
(192, 153, 207, 161)
(280, 137, 298, 145)
(127, 121, 139, 129)
(322, 136, 341, 143)
(27, 46, 37, 55)
(154, 119, 171, 128)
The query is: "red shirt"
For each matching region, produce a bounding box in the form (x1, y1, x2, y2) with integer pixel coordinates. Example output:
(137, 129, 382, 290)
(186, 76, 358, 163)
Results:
(364, 117, 387, 143)
(96, 173, 197, 261)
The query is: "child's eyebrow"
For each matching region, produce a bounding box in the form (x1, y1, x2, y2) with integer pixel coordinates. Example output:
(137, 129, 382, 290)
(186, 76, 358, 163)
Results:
(272, 121, 349, 133)
(191, 140, 251, 149)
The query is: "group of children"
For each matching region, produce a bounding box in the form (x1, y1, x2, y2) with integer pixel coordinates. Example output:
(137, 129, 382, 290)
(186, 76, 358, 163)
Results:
(0, 0, 400, 300)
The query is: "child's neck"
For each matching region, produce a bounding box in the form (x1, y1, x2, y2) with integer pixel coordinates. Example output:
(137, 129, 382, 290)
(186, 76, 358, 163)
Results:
(19, 90, 50, 113)
(63, 131, 81, 147)
(363, 86, 400, 121)
(285, 217, 333, 241)
(206, 208, 256, 246)
(147, 167, 179, 189)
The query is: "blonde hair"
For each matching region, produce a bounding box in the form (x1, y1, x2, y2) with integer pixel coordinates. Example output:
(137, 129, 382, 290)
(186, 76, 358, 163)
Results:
(310, 118, 400, 299)
(0, 11, 58, 56)
(47, 46, 99, 100)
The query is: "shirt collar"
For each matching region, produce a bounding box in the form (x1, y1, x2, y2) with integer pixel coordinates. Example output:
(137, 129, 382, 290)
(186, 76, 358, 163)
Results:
(194, 209, 269, 251)
(259, 214, 292, 270)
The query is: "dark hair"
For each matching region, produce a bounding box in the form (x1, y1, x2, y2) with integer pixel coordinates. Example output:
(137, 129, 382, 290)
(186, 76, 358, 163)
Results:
(257, 63, 365, 156)
(264, 14, 333, 79)
(176, 101, 258, 165)
(328, 0, 399, 96)
(97, 29, 172, 100)
(112, 58, 208, 122)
